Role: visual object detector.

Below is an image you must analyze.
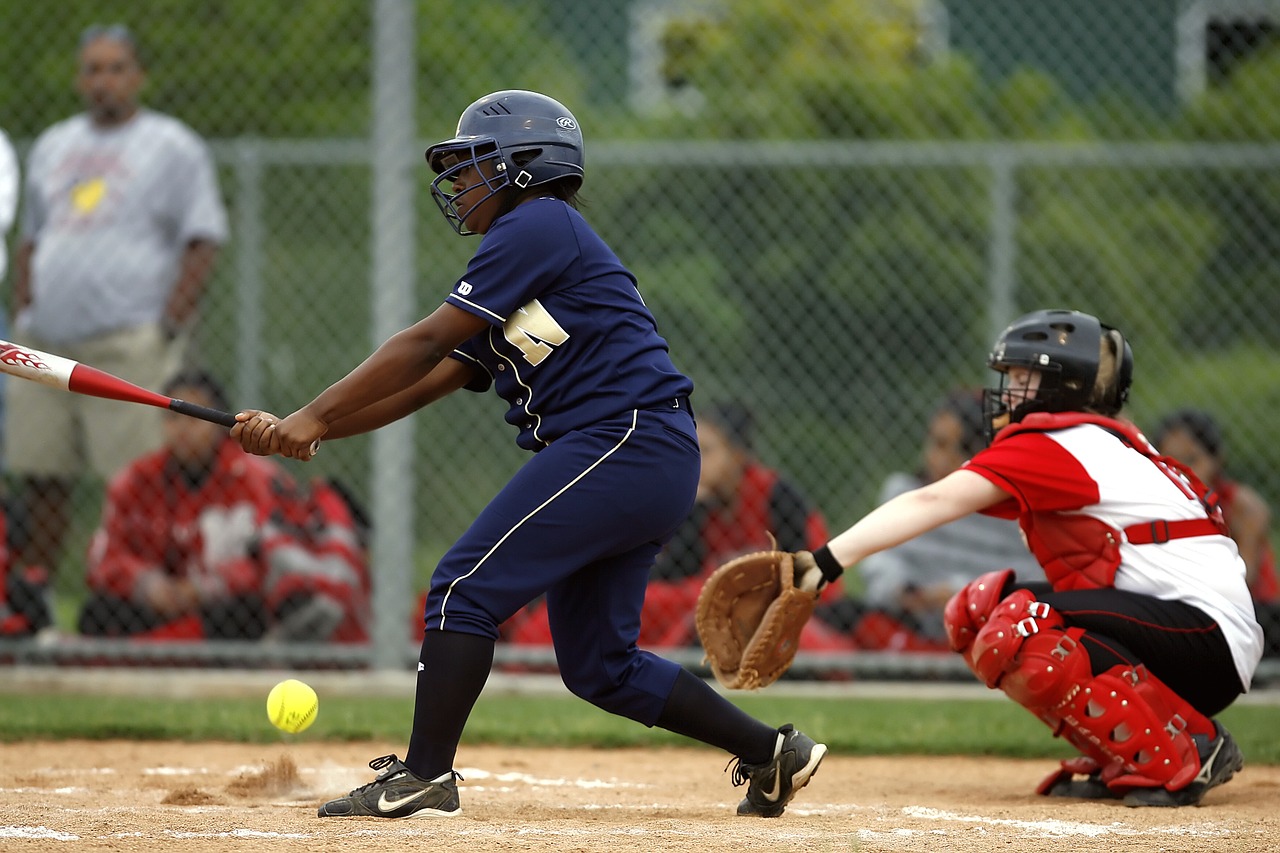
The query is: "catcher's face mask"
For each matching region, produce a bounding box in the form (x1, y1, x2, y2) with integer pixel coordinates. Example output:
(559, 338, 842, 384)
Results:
(983, 367, 1043, 439)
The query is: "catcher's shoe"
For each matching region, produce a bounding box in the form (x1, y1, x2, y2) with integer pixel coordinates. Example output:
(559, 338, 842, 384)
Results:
(1122, 722, 1244, 808)
(731, 724, 827, 817)
(317, 754, 461, 818)
(1038, 756, 1119, 800)
(1043, 771, 1118, 800)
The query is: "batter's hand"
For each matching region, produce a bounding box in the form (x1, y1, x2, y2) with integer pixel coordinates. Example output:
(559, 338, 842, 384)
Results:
(233, 409, 284, 456)
(273, 408, 326, 461)
(234, 409, 324, 460)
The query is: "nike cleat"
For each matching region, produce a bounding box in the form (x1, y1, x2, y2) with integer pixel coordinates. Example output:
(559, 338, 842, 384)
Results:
(317, 754, 461, 818)
(730, 724, 827, 817)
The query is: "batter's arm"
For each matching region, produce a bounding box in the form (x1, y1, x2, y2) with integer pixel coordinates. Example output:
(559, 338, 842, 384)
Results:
(323, 357, 476, 439)
(247, 303, 489, 459)
(308, 303, 487, 421)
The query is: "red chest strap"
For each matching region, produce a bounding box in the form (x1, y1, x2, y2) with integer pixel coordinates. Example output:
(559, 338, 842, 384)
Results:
(1123, 517, 1225, 545)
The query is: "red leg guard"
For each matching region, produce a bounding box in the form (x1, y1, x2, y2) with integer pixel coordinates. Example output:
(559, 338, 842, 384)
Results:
(1076, 665, 1202, 794)
(964, 590, 1205, 795)
(963, 588, 1068, 694)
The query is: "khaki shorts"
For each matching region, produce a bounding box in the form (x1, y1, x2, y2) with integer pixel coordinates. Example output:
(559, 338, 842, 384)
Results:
(4, 324, 185, 480)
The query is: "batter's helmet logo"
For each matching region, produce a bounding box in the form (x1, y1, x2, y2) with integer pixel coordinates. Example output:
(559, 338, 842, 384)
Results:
(0, 344, 48, 371)
(556, 116, 577, 130)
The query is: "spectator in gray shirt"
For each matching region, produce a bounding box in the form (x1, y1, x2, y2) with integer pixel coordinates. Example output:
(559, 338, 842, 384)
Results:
(6, 24, 228, 587)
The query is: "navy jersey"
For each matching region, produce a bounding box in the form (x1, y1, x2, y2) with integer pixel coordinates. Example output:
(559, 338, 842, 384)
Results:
(446, 197, 693, 450)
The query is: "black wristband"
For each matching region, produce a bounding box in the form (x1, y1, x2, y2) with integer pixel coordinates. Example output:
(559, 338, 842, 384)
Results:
(811, 544, 845, 584)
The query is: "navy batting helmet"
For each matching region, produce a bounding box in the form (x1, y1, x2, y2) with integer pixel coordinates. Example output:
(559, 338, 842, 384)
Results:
(425, 90, 585, 235)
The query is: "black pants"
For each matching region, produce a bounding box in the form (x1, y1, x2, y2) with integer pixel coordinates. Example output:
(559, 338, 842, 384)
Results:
(1022, 582, 1243, 717)
(1255, 601, 1280, 659)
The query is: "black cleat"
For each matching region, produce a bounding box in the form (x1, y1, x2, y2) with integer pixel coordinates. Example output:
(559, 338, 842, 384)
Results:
(317, 754, 461, 818)
(1123, 723, 1244, 808)
(1043, 771, 1120, 800)
(730, 725, 827, 818)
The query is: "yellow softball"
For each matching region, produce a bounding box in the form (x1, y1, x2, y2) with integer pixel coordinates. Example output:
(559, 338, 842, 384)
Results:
(266, 678, 318, 734)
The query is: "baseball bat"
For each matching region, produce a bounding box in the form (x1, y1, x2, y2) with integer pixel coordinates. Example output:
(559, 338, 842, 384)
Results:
(0, 338, 319, 455)
(0, 338, 236, 426)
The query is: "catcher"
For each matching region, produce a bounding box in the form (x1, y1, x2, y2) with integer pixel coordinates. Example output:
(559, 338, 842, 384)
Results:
(703, 309, 1263, 807)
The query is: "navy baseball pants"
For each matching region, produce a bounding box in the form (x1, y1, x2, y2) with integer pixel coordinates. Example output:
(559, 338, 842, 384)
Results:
(423, 403, 700, 726)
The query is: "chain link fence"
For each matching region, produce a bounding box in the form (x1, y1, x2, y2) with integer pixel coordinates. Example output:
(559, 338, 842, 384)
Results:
(1, 0, 1277, 681)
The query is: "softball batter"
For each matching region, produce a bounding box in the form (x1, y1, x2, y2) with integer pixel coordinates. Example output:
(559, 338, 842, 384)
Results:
(234, 90, 824, 819)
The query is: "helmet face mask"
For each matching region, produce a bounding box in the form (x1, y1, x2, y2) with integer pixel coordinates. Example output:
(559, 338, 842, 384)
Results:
(428, 140, 510, 235)
(425, 90, 585, 236)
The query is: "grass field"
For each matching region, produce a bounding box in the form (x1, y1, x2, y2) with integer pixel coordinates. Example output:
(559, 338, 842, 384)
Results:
(3, 677, 1277, 764)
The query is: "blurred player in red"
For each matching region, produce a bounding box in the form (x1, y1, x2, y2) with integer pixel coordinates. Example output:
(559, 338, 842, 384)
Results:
(0, 501, 53, 638)
(796, 309, 1263, 807)
(78, 370, 368, 642)
(234, 90, 825, 820)
(1151, 408, 1277, 604)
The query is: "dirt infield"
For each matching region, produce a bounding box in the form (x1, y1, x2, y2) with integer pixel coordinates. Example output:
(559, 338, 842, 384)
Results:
(3, 739, 1277, 852)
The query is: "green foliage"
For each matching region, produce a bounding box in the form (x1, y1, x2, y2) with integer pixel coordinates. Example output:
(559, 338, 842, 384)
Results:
(2, 689, 1277, 765)
(1, 0, 366, 137)
(1130, 345, 1280, 510)
(1015, 169, 1223, 348)
(1179, 47, 1280, 142)
(0, 0, 586, 138)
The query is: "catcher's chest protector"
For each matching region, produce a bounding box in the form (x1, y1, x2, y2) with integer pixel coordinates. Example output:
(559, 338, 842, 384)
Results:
(999, 413, 1228, 592)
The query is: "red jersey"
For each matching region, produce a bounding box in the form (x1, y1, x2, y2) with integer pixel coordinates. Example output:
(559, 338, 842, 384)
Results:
(694, 463, 830, 578)
(87, 439, 304, 604)
(262, 478, 371, 644)
(1213, 477, 1279, 603)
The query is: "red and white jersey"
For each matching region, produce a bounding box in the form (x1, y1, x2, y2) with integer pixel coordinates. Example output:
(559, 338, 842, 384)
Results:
(87, 439, 302, 603)
(966, 413, 1263, 690)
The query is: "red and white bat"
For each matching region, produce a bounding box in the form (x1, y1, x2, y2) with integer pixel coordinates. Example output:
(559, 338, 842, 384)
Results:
(0, 338, 236, 426)
(0, 339, 321, 456)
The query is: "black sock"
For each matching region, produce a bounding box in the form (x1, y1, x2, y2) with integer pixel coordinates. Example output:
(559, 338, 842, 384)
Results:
(654, 668, 778, 763)
(404, 630, 495, 779)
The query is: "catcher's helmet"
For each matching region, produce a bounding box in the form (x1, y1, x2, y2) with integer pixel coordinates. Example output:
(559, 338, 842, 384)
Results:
(984, 308, 1132, 434)
(425, 90, 585, 235)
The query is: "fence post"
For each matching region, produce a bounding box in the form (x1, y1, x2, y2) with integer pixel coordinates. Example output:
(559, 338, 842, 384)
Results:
(370, 0, 418, 671)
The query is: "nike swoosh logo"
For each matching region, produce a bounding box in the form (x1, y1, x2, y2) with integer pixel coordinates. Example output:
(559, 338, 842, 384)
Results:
(761, 771, 783, 802)
(377, 787, 431, 813)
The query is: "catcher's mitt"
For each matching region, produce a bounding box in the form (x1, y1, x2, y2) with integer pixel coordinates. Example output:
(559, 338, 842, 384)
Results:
(694, 550, 818, 690)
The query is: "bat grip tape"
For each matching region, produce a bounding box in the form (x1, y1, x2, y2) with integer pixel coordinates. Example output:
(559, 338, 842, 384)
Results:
(169, 398, 237, 428)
